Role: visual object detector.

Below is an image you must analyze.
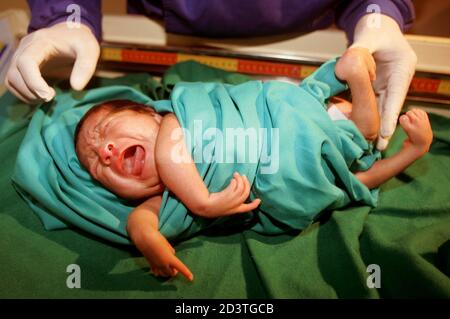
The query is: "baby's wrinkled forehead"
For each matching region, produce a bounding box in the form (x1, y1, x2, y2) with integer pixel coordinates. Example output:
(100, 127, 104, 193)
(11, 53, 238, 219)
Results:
(84, 108, 111, 138)
(76, 108, 112, 165)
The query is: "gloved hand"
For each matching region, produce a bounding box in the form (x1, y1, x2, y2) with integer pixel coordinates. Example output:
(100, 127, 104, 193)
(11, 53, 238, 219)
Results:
(5, 22, 100, 104)
(349, 14, 417, 150)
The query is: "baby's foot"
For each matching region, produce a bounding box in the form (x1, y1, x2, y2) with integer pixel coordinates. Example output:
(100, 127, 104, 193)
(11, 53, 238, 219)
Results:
(399, 108, 433, 156)
(335, 47, 376, 83)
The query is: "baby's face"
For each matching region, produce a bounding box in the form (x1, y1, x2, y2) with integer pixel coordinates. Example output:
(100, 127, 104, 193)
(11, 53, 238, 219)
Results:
(76, 108, 164, 199)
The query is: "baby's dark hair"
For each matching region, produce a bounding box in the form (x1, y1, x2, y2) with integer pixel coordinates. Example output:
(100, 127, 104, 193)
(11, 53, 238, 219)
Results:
(74, 100, 157, 147)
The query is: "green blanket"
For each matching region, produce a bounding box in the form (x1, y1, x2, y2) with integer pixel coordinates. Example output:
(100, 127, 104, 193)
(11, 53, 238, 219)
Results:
(0, 61, 449, 298)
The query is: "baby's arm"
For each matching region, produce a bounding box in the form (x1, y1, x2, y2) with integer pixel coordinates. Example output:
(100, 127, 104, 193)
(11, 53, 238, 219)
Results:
(155, 113, 261, 218)
(126, 195, 193, 280)
(355, 108, 433, 189)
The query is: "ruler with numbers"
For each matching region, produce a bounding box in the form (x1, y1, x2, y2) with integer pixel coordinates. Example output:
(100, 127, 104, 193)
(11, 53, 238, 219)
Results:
(100, 44, 450, 100)
(101, 45, 318, 78)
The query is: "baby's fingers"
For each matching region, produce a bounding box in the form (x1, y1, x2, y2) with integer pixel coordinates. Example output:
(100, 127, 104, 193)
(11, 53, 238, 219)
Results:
(411, 108, 427, 119)
(233, 172, 245, 195)
(239, 175, 252, 202)
(234, 198, 261, 214)
(223, 177, 237, 195)
(151, 267, 161, 277)
(160, 266, 177, 278)
(170, 255, 194, 281)
(222, 173, 244, 201)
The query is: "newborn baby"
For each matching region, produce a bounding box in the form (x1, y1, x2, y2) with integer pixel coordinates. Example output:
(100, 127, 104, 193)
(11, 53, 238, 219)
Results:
(75, 48, 433, 281)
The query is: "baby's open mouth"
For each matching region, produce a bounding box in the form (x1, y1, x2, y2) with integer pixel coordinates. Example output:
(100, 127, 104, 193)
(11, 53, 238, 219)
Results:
(122, 145, 145, 176)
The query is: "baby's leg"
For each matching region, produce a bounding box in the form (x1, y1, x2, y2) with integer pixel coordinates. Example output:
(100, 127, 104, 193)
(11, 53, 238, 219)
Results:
(335, 48, 380, 142)
(355, 109, 433, 189)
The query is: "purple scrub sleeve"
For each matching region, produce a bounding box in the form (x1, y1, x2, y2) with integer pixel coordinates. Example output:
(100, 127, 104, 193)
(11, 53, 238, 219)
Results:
(158, 0, 414, 41)
(27, 0, 102, 40)
(27, 0, 414, 43)
(336, 0, 415, 42)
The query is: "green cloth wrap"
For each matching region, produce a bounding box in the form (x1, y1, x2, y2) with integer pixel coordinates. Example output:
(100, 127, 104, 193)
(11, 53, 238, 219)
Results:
(159, 58, 380, 239)
(12, 58, 379, 243)
(12, 87, 155, 244)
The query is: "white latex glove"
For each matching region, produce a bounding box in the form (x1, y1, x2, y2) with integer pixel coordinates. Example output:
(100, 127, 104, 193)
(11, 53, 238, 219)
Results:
(350, 14, 417, 150)
(5, 22, 100, 104)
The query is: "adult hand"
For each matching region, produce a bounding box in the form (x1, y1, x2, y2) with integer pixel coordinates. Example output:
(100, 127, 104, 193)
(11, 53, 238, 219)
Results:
(5, 22, 100, 104)
(350, 14, 417, 150)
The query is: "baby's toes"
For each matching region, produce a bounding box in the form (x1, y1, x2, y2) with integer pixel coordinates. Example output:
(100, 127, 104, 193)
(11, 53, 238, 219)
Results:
(406, 110, 420, 124)
(399, 114, 413, 131)
(410, 108, 425, 119)
(416, 109, 428, 120)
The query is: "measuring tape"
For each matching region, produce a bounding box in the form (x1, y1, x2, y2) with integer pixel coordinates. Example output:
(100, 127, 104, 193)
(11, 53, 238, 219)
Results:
(410, 77, 450, 96)
(102, 47, 318, 78)
(101, 46, 450, 97)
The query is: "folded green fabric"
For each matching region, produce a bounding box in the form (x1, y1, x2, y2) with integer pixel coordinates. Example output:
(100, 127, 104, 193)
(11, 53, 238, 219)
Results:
(160, 58, 381, 240)
(12, 58, 379, 244)
(1, 61, 449, 298)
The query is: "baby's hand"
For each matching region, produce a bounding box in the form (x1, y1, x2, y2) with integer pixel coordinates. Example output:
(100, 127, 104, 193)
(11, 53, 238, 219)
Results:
(142, 231, 194, 281)
(399, 108, 433, 156)
(195, 172, 261, 218)
(335, 47, 376, 83)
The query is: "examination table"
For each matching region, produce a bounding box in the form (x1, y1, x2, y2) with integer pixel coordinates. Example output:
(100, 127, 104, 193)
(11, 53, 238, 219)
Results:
(0, 61, 449, 298)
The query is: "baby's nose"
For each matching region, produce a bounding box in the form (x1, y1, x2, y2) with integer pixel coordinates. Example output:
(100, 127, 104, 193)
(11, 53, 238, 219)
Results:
(99, 144, 115, 165)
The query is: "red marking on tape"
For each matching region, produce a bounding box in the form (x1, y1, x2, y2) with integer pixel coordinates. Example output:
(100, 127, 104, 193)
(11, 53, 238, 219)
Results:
(237, 60, 300, 78)
(121, 50, 177, 65)
(410, 77, 440, 94)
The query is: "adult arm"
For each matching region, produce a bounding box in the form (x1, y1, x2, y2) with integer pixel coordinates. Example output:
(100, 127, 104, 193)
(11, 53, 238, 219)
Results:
(28, 0, 102, 40)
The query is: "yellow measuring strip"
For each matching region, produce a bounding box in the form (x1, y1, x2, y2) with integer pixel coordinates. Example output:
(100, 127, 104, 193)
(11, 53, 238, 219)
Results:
(101, 47, 122, 62)
(437, 80, 450, 95)
(99, 47, 450, 97)
(177, 54, 238, 71)
(300, 65, 317, 78)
